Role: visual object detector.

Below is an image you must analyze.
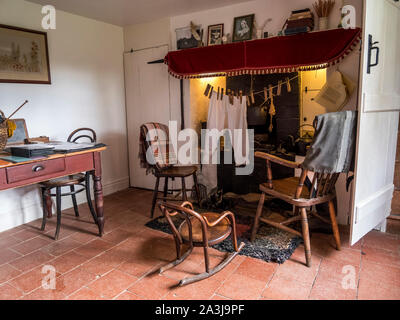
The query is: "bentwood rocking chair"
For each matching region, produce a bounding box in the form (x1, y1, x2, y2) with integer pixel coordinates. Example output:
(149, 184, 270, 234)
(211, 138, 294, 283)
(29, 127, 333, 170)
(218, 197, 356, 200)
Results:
(40, 128, 98, 240)
(251, 111, 357, 267)
(159, 201, 245, 286)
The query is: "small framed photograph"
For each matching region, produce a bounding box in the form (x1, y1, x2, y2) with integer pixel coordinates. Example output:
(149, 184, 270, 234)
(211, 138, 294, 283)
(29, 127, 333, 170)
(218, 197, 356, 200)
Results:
(207, 24, 224, 46)
(176, 26, 203, 50)
(0, 24, 51, 84)
(232, 14, 255, 42)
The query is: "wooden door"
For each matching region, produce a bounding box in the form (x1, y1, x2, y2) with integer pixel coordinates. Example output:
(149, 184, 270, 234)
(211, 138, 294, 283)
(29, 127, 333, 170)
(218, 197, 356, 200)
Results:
(124, 45, 171, 189)
(350, 0, 400, 245)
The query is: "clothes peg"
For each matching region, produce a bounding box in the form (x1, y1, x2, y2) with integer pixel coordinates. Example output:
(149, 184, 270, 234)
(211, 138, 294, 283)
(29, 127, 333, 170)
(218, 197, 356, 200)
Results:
(286, 78, 292, 92)
(204, 84, 211, 97)
(239, 90, 243, 103)
(250, 90, 255, 104)
(264, 87, 268, 101)
(269, 95, 276, 133)
(209, 86, 214, 98)
(217, 87, 220, 100)
(229, 91, 234, 105)
(277, 81, 282, 96)
(221, 88, 224, 100)
(269, 85, 273, 99)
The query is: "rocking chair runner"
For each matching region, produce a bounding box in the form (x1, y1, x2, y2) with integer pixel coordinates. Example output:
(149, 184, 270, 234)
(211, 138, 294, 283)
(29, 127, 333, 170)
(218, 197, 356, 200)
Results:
(159, 201, 245, 286)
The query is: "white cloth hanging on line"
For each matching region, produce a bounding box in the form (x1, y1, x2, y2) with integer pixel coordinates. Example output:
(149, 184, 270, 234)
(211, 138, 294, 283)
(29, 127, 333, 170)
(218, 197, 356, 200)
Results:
(198, 91, 249, 194)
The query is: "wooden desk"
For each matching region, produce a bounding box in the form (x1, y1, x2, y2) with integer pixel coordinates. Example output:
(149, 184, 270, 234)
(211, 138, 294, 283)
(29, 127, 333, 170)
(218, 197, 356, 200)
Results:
(0, 147, 106, 236)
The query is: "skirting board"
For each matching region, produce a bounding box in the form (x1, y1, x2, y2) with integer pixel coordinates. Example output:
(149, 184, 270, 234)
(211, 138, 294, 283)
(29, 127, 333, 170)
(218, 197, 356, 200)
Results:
(0, 176, 130, 233)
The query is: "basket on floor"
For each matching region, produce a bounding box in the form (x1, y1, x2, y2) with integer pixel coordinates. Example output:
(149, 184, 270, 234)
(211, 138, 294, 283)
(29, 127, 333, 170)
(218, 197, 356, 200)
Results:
(0, 111, 8, 152)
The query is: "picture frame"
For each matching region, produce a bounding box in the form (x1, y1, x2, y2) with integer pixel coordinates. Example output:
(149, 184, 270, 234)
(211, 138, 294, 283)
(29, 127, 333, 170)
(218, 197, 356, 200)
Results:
(207, 24, 224, 46)
(176, 26, 203, 50)
(232, 14, 255, 42)
(0, 24, 51, 84)
(6, 119, 29, 146)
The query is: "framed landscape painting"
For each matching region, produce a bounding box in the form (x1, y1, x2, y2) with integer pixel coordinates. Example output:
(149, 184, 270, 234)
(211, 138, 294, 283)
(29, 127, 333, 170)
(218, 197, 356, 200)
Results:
(0, 24, 51, 84)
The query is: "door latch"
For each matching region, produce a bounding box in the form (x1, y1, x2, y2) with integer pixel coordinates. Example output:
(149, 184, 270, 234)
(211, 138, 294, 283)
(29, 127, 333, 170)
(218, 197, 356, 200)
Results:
(367, 34, 380, 74)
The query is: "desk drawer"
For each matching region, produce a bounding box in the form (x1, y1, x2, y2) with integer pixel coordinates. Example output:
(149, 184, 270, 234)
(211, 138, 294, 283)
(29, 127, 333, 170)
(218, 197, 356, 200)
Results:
(6, 158, 66, 184)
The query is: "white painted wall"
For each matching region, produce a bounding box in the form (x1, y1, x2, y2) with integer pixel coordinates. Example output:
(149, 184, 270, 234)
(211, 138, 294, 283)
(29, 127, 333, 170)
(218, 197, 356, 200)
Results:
(0, 0, 129, 232)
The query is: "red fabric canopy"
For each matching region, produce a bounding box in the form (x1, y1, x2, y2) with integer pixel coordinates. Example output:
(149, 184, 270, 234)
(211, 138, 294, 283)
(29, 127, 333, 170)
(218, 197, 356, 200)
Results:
(164, 28, 362, 79)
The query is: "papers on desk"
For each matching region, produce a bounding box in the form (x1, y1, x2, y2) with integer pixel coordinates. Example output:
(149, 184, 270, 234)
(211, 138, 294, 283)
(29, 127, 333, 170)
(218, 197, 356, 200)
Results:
(4, 142, 104, 159)
(48, 142, 99, 153)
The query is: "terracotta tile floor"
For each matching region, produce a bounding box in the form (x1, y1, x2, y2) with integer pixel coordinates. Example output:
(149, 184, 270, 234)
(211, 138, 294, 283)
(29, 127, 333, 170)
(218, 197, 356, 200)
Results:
(0, 188, 399, 300)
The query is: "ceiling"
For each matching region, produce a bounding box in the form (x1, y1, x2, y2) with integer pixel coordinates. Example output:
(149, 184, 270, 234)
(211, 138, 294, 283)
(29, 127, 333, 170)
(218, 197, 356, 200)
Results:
(27, 0, 249, 26)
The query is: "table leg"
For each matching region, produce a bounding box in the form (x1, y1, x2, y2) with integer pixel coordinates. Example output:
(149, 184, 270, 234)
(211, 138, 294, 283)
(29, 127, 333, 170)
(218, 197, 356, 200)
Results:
(93, 152, 104, 236)
(93, 173, 104, 236)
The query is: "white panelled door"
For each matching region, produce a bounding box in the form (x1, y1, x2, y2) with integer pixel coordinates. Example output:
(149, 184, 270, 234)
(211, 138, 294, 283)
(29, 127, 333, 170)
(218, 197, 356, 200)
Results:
(125, 45, 171, 189)
(350, 0, 400, 245)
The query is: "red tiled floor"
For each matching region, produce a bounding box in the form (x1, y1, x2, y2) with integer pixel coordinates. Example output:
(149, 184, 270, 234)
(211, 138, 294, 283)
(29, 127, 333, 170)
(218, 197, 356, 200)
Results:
(0, 264, 22, 284)
(262, 276, 312, 300)
(48, 251, 89, 274)
(127, 274, 177, 300)
(41, 237, 82, 256)
(0, 283, 23, 300)
(56, 267, 97, 296)
(9, 250, 54, 273)
(358, 277, 400, 300)
(1, 188, 400, 300)
(0, 248, 22, 265)
(309, 277, 357, 300)
(68, 287, 104, 300)
(216, 274, 267, 300)
(234, 257, 277, 283)
(10, 266, 52, 293)
(11, 237, 52, 255)
(115, 291, 141, 300)
(87, 269, 138, 299)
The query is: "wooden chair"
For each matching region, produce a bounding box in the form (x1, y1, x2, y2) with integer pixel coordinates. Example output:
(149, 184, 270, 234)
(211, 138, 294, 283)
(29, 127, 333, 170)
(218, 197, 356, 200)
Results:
(250, 152, 341, 267)
(159, 201, 245, 286)
(40, 128, 98, 240)
(140, 123, 201, 218)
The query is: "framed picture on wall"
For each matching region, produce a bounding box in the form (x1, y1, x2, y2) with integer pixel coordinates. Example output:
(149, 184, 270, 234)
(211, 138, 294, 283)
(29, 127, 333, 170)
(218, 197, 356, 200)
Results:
(176, 25, 203, 50)
(0, 24, 51, 84)
(207, 24, 224, 46)
(232, 14, 255, 42)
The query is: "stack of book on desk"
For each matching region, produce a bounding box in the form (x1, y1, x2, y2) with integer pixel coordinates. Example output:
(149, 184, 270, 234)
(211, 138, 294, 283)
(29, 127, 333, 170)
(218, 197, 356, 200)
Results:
(284, 9, 314, 35)
(0, 142, 105, 163)
(10, 144, 55, 158)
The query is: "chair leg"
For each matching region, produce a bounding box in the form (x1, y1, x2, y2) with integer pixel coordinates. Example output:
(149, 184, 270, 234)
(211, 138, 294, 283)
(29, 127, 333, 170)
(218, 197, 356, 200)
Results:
(328, 200, 341, 251)
(85, 173, 98, 224)
(70, 185, 79, 217)
(193, 173, 201, 207)
(251, 192, 265, 242)
(41, 188, 48, 231)
(300, 208, 312, 267)
(163, 177, 169, 201)
(54, 187, 62, 241)
(150, 176, 160, 219)
(181, 177, 187, 201)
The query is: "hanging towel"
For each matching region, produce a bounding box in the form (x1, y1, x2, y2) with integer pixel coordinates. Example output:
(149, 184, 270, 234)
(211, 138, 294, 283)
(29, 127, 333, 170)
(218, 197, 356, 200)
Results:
(302, 111, 357, 174)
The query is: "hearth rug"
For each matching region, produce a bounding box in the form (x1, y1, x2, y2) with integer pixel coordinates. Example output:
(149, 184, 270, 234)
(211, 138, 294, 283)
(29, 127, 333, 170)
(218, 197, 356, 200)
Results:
(145, 209, 302, 264)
